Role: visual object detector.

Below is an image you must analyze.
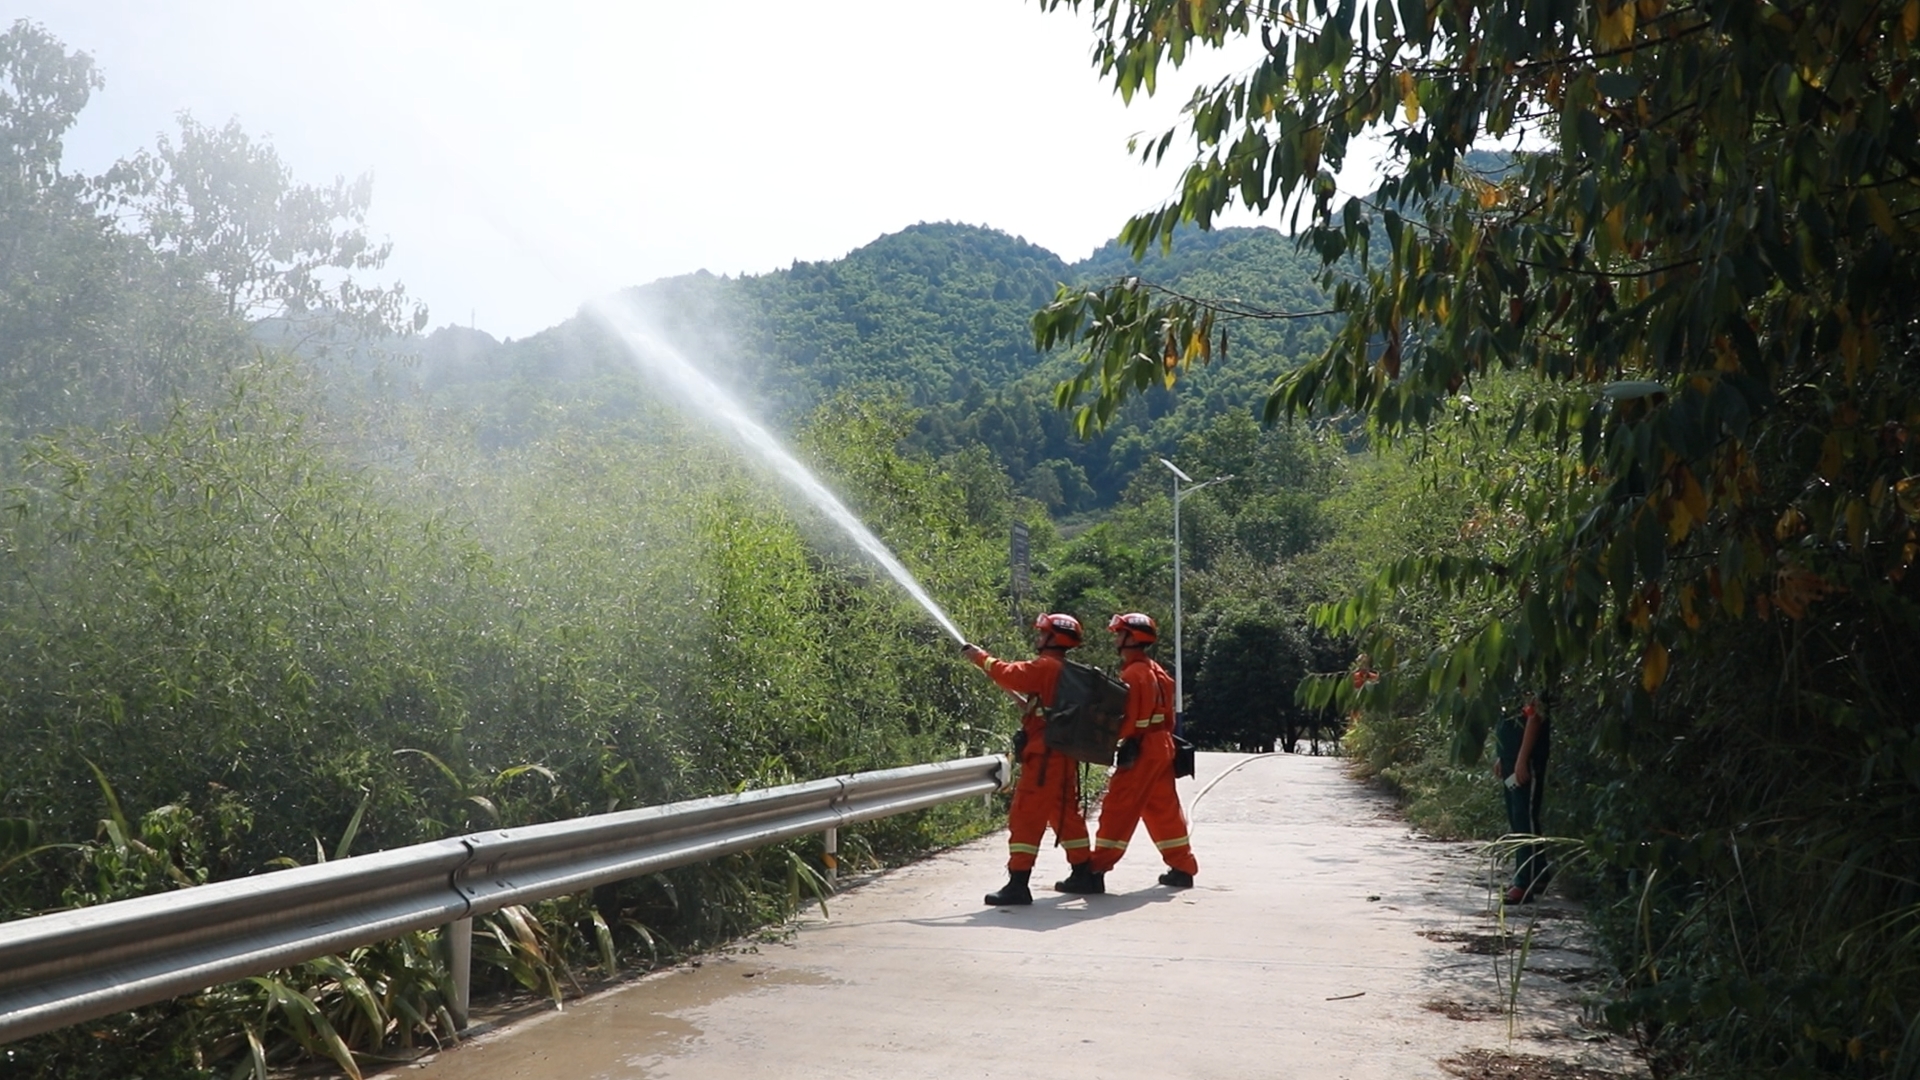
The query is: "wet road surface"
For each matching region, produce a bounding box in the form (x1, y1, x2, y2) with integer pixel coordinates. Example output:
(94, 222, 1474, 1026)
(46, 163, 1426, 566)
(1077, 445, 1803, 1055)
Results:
(379, 752, 1636, 1080)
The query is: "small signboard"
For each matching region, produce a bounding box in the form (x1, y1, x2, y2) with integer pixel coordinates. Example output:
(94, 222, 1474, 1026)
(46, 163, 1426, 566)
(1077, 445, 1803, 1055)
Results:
(1009, 521, 1030, 600)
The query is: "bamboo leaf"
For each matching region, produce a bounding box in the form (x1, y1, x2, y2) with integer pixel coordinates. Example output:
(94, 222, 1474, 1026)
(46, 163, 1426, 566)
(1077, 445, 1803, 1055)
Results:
(590, 908, 618, 975)
(84, 759, 130, 838)
(333, 789, 371, 862)
(227, 1025, 268, 1080)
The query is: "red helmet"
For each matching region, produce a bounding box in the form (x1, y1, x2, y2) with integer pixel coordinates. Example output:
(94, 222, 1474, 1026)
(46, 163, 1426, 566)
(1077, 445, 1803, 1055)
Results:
(1032, 612, 1084, 648)
(1108, 612, 1158, 644)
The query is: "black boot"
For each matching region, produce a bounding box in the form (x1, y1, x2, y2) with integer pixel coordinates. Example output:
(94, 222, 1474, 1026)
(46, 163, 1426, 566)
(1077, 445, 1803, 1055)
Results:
(1054, 862, 1105, 895)
(1158, 868, 1194, 888)
(985, 870, 1033, 906)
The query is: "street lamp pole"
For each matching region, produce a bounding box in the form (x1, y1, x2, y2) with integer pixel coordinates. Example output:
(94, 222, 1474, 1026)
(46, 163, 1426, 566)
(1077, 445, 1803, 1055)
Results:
(1158, 458, 1232, 731)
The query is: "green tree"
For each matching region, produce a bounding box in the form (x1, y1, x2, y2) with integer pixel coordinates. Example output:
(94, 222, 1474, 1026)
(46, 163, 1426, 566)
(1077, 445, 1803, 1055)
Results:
(1035, 0, 1920, 1072)
(108, 113, 425, 336)
(0, 19, 97, 189)
(0, 21, 236, 444)
(1184, 598, 1318, 752)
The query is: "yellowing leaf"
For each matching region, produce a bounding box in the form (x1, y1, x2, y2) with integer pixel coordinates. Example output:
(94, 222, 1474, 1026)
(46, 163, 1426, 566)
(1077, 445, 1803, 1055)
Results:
(1642, 640, 1669, 692)
(1667, 497, 1692, 543)
(1399, 71, 1420, 123)
(1604, 203, 1627, 252)
(1866, 190, 1900, 237)
(1775, 506, 1807, 541)
(1897, 475, 1920, 519)
(1818, 432, 1846, 480)
(1681, 467, 1709, 522)
(1774, 563, 1839, 620)
(1598, 0, 1637, 49)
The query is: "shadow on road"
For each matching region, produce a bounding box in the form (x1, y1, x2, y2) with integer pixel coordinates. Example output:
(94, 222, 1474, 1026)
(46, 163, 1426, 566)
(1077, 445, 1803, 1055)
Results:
(895, 887, 1181, 932)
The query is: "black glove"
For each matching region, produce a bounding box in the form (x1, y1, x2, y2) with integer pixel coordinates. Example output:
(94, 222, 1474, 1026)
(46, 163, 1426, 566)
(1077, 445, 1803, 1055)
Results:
(1012, 728, 1029, 757)
(1116, 737, 1142, 770)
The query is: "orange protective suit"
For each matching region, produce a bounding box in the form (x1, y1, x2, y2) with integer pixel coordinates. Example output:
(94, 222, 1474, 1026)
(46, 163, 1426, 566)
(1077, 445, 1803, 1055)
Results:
(971, 650, 1093, 872)
(1090, 653, 1197, 877)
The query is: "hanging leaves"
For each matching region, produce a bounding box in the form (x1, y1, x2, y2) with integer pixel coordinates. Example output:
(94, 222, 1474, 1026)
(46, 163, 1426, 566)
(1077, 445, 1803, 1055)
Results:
(1035, 0, 1920, 720)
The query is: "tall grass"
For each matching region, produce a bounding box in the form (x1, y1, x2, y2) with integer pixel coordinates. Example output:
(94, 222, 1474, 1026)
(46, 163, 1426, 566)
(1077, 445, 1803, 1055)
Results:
(0, 358, 1020, 1077)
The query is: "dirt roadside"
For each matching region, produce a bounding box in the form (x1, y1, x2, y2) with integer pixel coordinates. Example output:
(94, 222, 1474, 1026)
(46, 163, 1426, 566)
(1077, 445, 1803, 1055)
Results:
(375, 751, 1643, 1080)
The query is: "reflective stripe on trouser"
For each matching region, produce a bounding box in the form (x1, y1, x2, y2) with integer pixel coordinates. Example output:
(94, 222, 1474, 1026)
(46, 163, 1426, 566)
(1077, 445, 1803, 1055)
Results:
(1091, 728, 1197, 875)
(1006, 747, 1091, 871)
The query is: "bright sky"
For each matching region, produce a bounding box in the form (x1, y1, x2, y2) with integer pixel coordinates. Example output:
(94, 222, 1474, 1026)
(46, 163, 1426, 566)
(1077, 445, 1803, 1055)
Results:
(18, 1, 1278, 340)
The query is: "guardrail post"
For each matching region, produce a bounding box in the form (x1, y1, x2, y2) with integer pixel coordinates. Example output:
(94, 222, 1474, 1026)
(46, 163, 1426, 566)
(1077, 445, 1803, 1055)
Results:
(822, 827, 838, 886)
(447, 918, 472, 1030)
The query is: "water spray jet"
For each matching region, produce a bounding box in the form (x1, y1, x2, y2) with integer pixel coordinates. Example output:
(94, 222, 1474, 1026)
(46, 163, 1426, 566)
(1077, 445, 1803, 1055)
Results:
(588, 298, 967, 645)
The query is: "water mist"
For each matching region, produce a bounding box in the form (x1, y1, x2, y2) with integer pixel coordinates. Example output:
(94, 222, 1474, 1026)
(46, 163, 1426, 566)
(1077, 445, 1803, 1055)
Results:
(588, 298, 967, 645)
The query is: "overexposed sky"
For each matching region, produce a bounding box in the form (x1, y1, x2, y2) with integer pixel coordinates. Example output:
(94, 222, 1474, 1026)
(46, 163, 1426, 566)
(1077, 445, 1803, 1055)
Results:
(18, 1, 1278, 339)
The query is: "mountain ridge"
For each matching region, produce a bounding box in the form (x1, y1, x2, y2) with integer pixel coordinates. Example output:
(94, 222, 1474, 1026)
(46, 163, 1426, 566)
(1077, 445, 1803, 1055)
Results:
(404, 220, 1333, 511)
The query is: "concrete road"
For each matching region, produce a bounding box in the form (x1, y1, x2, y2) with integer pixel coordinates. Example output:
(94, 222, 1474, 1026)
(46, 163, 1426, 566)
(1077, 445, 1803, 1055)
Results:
(381, 752, 1636, 1080)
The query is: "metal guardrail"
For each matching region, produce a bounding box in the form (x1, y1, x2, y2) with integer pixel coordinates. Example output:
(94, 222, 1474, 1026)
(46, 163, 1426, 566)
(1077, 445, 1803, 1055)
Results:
(0, 754, 1008, 1045)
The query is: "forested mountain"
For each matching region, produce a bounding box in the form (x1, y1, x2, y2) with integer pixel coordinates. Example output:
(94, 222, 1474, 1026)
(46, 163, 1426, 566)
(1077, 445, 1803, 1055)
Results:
(404, 221, 1335, 513)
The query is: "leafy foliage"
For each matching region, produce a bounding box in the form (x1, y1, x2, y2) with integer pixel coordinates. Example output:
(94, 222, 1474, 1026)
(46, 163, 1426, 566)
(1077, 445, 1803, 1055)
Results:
(0, 19, 96, 190)
(0, 23, 1017, 1078)
(107, 113, 427, 336)
(1036, 0, 1920, 1073)
(0, 23, 253, 449)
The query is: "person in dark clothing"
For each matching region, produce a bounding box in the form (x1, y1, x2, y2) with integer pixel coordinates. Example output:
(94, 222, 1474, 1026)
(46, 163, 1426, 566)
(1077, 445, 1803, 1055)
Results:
(1492, 692, 1551, 903)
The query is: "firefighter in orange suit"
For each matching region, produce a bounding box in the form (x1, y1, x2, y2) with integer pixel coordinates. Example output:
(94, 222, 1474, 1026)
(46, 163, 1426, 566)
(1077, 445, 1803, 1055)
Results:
(1082, 612, 1198, 891)
(961, 613, 1097, 905)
